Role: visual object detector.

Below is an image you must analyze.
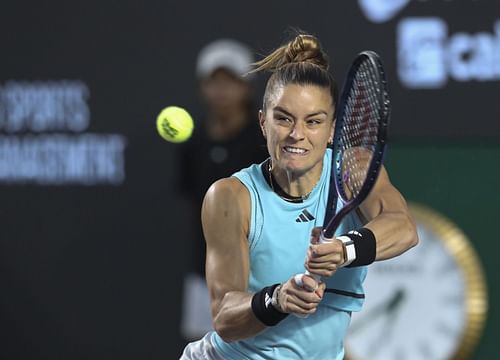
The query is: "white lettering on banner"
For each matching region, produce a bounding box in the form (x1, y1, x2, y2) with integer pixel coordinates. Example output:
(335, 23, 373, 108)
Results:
(358, 0, 486, 24)
(0, 81, 90, 132)
(358, 0, 411, 24)
(0, 80, 127, 185)
(0, 134, 126, 185)
(398, 18, 500, 88)
(398, 18, 448, 88)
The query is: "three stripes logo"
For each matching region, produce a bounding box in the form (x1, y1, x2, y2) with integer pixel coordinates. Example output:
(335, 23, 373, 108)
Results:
(295, 209, 315, 223)
(264, 293, 272, 308)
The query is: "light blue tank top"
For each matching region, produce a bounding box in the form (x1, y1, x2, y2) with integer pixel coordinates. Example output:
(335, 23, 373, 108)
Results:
(212, 149, 367, 360)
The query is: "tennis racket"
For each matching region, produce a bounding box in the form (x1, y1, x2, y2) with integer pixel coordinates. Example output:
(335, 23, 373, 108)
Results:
(306, 50, 391, 283)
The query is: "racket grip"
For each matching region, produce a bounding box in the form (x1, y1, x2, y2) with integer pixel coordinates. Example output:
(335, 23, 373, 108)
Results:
(304, 232, 332, 282)
(295, 232, 333, 318)
(318, 231, 332, 244)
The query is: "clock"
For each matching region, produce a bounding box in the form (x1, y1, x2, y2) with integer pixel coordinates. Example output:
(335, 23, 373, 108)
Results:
(345, 203, 488, 360)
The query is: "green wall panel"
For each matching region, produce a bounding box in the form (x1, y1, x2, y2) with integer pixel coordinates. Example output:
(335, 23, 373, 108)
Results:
(386, 144, 499, 359)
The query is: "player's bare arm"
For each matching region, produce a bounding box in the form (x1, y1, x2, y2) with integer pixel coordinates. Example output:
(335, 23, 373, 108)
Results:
(203, 177, 263, 342)
(204, 178, 324, 342)
(358, 166, 418, 260)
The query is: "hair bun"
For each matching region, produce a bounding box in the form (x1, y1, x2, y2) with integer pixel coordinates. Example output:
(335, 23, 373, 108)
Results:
(250, 32, 330, 74)
(284, 34, 328, 69)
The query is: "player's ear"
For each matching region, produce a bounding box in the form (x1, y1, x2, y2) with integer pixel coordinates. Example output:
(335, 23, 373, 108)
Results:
(328, 117, 335, 144)
(259, 109, 267, 138)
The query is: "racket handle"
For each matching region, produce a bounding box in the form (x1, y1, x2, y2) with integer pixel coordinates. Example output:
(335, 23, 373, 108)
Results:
(318, 231, 332, 244)
(304, 232, 332, 282)
(304, 272, 320, 283)
(294, 232, 334, 318)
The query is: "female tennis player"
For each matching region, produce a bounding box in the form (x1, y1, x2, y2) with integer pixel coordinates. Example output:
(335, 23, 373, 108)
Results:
(181, 32, 418, 359)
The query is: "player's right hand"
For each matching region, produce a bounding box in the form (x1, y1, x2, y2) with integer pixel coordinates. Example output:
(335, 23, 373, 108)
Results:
(306, 227, 345, 278)
(277, 274, 325, 316)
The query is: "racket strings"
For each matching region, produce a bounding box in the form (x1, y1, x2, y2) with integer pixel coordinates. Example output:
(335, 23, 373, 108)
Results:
(340, 60, 383, 198)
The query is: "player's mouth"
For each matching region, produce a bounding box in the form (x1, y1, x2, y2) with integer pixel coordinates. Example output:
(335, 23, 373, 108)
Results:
(282, 146, 308, 155)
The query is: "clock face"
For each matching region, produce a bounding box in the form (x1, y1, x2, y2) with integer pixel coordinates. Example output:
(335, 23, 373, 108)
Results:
(345, 205, 481, 360)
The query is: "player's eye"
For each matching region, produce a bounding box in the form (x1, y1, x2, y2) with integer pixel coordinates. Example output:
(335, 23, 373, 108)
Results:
(275, 115, 292, 124)
(306, 119, 322, 126)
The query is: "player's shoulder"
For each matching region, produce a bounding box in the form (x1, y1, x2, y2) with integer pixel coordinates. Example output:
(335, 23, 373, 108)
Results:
(204, 176, 250, 207)
(202, 177, 251, 234)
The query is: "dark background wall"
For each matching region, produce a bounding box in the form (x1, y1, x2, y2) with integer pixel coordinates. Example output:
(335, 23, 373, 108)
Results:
(0, 1, 498, 359)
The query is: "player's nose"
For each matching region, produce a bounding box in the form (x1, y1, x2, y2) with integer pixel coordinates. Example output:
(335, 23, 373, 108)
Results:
(289, 121, 305, 140)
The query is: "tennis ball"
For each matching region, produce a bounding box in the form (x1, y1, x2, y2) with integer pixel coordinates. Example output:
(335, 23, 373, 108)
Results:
(156, 106, 194, 143)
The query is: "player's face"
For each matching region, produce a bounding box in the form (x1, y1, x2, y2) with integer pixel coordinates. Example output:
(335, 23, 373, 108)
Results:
(259, 84, 334, 175)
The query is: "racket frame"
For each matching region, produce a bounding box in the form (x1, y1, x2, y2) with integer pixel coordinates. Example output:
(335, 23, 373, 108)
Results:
(322, 51, 391, 239)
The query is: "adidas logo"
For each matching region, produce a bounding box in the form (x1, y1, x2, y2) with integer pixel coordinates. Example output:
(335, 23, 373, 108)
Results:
(295, 209, 315, 223)
(265, 293, 272, 308)
(348, 230, 362, 237)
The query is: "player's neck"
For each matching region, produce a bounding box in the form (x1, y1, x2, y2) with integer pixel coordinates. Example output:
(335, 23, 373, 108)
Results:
(270, 162, 322, 200)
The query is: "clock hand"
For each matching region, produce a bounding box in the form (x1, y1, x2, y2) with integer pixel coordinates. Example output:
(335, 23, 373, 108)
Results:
(367, 289, 407, 357)
(349, 288, 406, 334)
(385, 288, 405, 315)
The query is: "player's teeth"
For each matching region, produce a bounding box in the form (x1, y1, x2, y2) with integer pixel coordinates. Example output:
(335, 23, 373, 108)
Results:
(285, 147, 306, 154)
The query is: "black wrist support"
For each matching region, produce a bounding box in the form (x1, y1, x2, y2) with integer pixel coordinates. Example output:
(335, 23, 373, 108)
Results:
(251, 284, 288, 326)
(345, 227, 377, 267)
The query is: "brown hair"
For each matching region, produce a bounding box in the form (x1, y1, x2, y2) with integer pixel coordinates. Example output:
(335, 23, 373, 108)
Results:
(252, 33, 338, 114)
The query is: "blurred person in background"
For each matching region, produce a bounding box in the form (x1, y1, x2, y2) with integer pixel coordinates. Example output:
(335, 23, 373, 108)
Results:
(179, 38, 267, 340)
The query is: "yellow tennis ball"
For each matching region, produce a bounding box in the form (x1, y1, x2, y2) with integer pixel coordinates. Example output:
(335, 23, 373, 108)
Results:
(156, 106, 194, 143)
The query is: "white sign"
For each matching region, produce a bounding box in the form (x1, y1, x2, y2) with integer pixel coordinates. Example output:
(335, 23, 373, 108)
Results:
(398, 18, 500, 88)
(358, 0, 411, 23)
(0, 80, 127, 185)
(0, 81, 90, 132)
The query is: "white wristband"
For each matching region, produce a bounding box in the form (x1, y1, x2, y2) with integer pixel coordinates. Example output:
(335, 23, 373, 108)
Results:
(271, 284, 285, 313)
(338, 235, 356, 267)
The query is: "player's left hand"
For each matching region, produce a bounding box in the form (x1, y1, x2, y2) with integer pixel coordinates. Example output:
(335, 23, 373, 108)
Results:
(305, 227, 346, 278)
